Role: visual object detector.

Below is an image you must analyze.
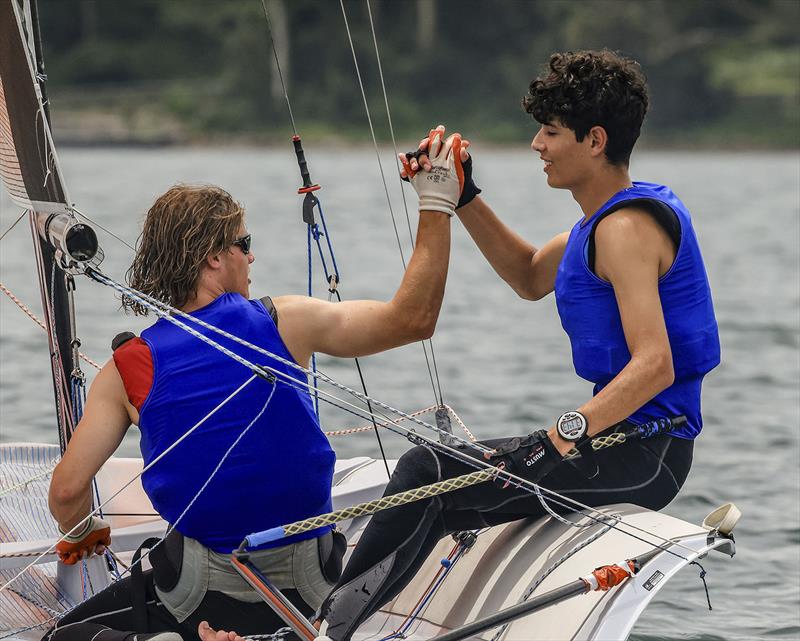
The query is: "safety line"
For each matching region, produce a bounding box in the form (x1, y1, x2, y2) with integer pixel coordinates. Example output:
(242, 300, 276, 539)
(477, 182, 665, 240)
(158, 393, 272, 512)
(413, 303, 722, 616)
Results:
(90, 269, 489, 455)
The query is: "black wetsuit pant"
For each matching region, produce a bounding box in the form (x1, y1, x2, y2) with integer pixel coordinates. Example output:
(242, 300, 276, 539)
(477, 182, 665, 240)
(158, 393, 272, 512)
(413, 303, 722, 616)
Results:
(319, 432, 693, 641)
(43, 570, 312, 641)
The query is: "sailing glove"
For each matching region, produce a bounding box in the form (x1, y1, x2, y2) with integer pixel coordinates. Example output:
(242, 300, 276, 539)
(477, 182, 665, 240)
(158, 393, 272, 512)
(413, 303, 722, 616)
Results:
(455, 154, 481, 209)
(484, 430, 562, 489)
(400, 130, 464, 217)
(56, 515, 111, 565)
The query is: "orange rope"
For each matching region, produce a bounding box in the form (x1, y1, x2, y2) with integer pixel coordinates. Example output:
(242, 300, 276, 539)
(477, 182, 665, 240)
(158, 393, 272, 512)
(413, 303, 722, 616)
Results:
(0, 281, 102, 370)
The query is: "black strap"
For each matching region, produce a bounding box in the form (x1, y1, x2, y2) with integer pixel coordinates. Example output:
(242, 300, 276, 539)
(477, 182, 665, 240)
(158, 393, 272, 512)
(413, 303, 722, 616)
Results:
(260, 296, 278, 328)
(130, 536, 161, 630)
(588, 198, 682, 274)
(317, 529, 347, 583)
(111, 331, 136, 351)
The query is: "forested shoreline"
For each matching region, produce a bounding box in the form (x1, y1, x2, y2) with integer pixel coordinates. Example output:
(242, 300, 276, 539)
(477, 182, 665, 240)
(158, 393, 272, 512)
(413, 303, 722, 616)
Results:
(38, 0, 799, 148)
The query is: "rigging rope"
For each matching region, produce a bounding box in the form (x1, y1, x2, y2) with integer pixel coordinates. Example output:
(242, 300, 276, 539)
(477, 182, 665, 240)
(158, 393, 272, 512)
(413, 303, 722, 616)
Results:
(83, 269, 700, 562)
(338, 0, 445, 406)
(258, 0, 391, 477)
(0, 281, 102, 370)
(0, 373, 260, 595)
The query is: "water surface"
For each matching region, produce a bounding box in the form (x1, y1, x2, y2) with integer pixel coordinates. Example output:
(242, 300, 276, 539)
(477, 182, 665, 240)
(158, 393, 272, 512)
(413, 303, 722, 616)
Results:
(1, 148, 798, 640)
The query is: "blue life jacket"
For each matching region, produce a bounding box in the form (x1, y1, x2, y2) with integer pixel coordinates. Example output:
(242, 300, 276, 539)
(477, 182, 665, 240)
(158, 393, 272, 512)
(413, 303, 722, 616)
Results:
(138, 293, 335, 552)
(554, 182, 720, 439)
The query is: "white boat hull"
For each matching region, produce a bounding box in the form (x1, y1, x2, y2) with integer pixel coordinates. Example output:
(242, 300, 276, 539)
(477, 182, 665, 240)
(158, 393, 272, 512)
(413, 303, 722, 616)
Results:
(1, 444, 736, 640)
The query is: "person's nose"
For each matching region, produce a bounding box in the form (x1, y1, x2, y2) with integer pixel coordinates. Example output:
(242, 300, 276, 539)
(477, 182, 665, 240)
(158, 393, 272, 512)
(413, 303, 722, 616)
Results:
(531, 128, 545, 153)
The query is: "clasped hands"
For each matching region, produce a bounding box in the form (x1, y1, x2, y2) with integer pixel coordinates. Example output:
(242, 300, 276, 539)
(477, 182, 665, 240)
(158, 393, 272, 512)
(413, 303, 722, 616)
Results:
(400, 124, 481, 217)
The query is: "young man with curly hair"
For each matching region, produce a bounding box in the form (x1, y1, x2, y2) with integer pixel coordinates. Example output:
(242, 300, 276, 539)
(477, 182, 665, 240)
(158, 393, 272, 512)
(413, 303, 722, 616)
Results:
(46, 129, 465, 641)
(308, 50, 720, 641)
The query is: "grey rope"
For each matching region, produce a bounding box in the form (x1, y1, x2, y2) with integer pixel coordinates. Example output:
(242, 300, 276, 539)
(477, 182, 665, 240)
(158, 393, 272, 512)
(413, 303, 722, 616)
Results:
(83, 270, 700, 562)
(89, 269, 488, 455)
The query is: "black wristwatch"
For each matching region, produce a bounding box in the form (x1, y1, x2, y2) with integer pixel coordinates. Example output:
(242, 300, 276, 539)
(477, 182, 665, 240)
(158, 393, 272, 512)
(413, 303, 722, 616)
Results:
(556, 411, 588, 442)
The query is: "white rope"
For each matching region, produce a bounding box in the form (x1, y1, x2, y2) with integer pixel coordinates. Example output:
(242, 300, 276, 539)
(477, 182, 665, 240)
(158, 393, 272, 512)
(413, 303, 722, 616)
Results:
(90, 269, 488, 454)
(0, 374, 259, 595)
(0, 464, 56, 498)
(84, 270, 700, 560)
(105, 382, 279, 589)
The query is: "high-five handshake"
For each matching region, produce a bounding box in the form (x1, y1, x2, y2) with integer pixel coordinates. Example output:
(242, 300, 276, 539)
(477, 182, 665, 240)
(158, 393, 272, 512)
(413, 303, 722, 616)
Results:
(400, 124, 482, 217)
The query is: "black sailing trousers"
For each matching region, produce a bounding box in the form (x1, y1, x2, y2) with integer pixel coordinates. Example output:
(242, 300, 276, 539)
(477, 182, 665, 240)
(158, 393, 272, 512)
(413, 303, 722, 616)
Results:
(319, 432, 693, 641)
(42, 571, 312, 641)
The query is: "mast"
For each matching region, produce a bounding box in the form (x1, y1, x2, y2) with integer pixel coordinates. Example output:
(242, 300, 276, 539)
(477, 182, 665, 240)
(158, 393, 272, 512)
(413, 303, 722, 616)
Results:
(0, 0, 98, 452)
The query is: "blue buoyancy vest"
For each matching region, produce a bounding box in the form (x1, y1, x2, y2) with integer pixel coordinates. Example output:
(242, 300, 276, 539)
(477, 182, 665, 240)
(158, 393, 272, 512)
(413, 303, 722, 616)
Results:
(554, 182, 720, 439)
(139, 293, 335, 553)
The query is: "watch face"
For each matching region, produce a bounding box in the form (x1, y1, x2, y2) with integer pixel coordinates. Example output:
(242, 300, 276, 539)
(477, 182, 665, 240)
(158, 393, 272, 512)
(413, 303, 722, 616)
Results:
(558, 411, 587, 441)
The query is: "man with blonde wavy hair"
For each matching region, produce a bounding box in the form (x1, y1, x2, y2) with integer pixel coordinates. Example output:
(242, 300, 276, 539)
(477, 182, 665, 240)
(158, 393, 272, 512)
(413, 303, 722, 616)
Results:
(46, 128, 466, 641)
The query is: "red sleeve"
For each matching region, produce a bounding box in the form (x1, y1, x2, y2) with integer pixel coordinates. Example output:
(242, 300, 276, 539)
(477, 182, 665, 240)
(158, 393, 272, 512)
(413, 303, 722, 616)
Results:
(112, 337, 154, 412)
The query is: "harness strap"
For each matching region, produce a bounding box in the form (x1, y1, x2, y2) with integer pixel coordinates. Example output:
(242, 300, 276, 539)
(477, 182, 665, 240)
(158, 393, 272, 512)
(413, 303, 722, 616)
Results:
(130, 536, 161, 630)
(260, 296, 279, 327)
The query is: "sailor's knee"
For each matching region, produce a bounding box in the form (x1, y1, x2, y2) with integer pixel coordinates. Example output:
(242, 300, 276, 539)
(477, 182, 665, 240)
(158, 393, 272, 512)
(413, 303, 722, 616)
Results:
(391, 445, 441, 488)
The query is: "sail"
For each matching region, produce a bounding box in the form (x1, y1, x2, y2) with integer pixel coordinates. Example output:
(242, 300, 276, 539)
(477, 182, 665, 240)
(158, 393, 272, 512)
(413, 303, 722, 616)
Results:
(0, 0, 70, 214)
(0, 0, 80, 449)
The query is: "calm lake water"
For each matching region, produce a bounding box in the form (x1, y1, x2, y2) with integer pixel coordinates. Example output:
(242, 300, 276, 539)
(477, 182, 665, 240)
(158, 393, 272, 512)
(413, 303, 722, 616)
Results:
(1, 148, 798, 640)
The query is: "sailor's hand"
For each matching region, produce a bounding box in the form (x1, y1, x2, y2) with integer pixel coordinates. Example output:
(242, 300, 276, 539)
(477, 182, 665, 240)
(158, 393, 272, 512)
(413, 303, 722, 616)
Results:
(56, 516, 111, 565)
(483, 429, 562, 489)
(401, 125, 479, 210)
(400, 128, 465, 217)
(198, 621, 245, 641)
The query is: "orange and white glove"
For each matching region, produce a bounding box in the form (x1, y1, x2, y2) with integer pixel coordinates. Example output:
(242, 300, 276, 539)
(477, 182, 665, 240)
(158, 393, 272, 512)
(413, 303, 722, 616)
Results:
(401, 128, 464, 217)
(56, 516, 111, 565)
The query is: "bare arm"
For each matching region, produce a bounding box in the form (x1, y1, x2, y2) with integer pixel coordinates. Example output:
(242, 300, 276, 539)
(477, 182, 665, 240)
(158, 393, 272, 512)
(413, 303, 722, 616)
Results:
(456, 196, 568, 300)
(548, 208, 677, 454)
(49, 360, 133, 530)
(274, 211, 450, 367)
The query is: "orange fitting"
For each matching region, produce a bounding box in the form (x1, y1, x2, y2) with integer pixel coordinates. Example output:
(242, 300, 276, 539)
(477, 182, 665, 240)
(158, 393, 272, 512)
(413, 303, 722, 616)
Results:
(298, 185, 321, 194)
(591, 560, 634, 591)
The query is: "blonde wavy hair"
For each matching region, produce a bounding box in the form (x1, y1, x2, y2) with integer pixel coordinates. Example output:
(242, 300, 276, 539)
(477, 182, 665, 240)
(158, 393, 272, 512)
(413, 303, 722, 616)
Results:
(123, 184, 245, 315)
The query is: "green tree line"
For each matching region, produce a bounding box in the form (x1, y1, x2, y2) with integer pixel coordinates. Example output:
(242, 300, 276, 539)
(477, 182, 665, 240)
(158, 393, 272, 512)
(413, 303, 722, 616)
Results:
(38, 0, 799, 147)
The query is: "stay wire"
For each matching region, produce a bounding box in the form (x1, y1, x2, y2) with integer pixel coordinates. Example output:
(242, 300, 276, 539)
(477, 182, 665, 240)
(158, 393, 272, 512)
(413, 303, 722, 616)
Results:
(86, 270, 701, 561)
(0, 210, 26, 243)
(309, 204, 390, 477)
(339, 0, 444, 407)
(258, 0, 389, 476)
(70, 205, 135, 252)
(363, 0, 445, 405)
(259, 0, 298, 137)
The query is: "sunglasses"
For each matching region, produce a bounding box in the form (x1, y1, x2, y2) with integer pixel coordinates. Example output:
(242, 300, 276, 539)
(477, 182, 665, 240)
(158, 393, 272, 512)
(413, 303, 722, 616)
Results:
(232, 234, 252, 255)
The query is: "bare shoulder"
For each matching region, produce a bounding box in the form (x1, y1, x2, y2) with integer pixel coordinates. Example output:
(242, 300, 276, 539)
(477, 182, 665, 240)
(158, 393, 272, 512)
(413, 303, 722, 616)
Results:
(594, 206, 668, 245)
(271, 294, 317, 313)
(594, 207, 674, 280)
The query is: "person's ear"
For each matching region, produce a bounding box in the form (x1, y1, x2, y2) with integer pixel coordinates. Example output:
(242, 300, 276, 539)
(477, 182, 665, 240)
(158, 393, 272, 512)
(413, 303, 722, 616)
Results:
(588, 126, 608, 158)
(205, 251, 223, 270)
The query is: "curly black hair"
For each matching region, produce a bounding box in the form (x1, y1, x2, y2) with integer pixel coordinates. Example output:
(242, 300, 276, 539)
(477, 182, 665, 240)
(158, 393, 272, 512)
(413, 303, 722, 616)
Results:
(523, 50, 649, 166)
